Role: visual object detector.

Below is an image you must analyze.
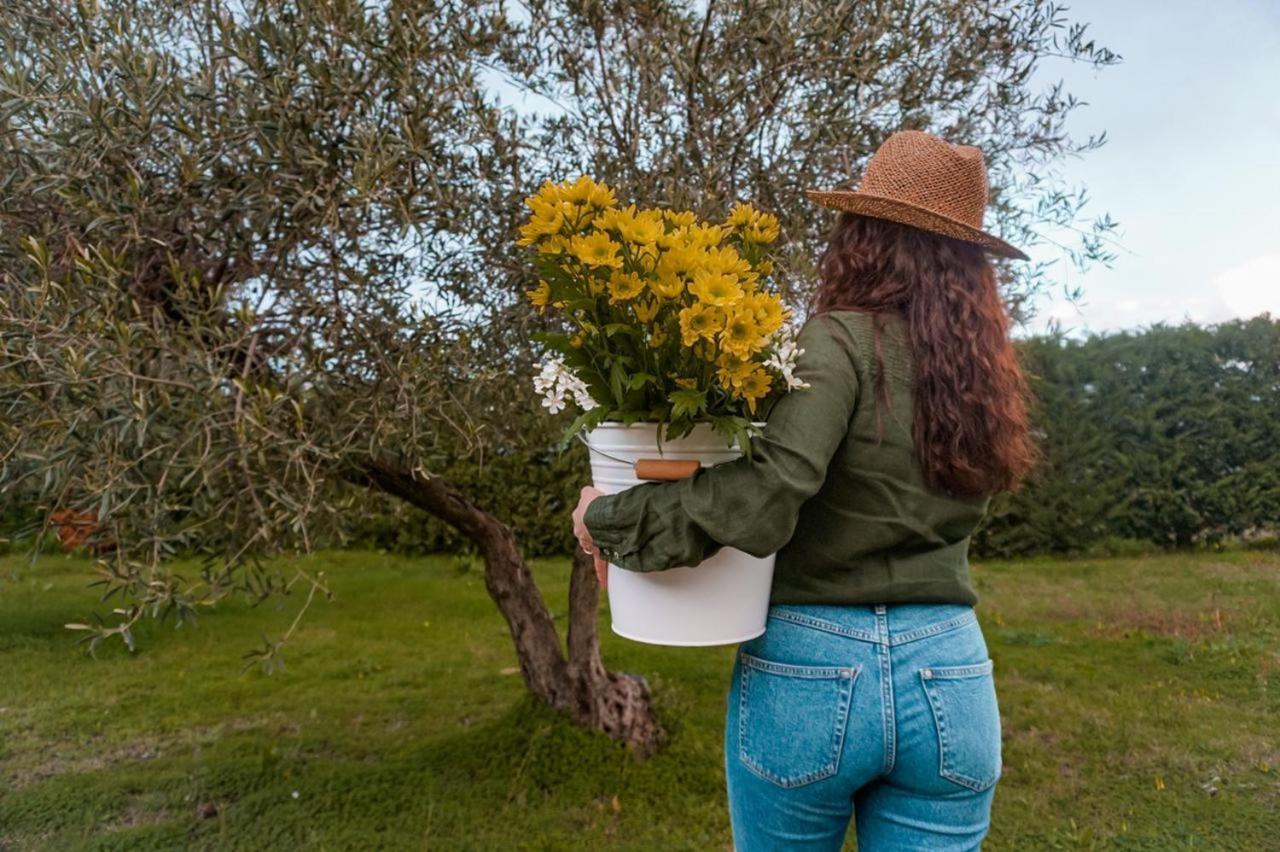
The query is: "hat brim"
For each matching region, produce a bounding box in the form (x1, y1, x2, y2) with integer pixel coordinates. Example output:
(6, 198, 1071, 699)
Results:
(804, 189, 1029, 261)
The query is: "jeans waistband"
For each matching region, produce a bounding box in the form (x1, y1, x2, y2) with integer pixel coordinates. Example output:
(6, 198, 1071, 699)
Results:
(765, 602, 978, 647)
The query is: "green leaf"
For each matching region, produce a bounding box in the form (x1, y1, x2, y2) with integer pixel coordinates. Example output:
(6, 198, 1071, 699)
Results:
(603, 323, 640, 338)
(609, 361, 628, 405)
(530, 331, 574, 354)
(667, 389, 707, 420)
(628, 372, 656, 390)
(557, 406, 610, 452)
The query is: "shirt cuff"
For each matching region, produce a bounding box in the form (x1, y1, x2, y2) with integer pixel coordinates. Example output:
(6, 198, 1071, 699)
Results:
(583, 493, 628, 560)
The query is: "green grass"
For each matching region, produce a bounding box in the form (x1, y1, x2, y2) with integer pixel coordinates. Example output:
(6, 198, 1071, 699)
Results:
(1, 549, 1277, 850)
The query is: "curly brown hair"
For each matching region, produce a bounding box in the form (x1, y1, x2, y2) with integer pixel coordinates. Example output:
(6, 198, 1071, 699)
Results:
(808, 211, 1037, 497)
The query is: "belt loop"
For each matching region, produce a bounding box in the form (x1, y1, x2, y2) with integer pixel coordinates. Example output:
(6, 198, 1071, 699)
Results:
(874, 603, 888, 645)
(874, 604, 887, 614)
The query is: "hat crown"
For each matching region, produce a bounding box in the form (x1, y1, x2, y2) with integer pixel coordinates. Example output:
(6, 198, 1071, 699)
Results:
(859, 130, 989, 229)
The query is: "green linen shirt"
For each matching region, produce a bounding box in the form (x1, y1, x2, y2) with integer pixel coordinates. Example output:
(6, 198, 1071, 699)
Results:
(582, 309, 991, 606)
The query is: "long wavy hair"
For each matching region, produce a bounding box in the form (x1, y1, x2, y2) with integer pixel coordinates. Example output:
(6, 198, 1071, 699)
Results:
(808, 211, 1037, 497)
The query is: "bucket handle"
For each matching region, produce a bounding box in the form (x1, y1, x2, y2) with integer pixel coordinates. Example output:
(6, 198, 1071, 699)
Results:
(575, 433, 702, 481)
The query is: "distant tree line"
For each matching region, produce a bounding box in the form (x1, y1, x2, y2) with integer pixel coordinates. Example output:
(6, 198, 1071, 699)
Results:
(974, 314, 1280, 556)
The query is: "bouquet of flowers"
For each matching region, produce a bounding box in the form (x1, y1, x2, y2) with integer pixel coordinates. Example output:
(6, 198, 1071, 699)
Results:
(521, 176, 809, 452)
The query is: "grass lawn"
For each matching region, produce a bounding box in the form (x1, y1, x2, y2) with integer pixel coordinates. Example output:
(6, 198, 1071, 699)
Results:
(1, 548, 1277, 850)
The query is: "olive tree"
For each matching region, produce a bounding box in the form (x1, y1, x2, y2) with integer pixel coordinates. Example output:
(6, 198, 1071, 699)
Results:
(1, 0, 1115, 755)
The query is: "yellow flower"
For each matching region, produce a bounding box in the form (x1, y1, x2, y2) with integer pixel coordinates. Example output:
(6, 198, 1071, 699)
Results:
(518, 200, 565, 245)
(663, 209, 698, 228)
(716, 352, 756, 387)
(733, 366, 773, 414)
(607, 272, 646, 303)
(650, 269, 685, 300)
(724, 202, 757, 228)
(702, 245, 753, 277)
(570, 232, 623, 268)
(656, 245, 699, 278)
(537, 235, 571, 255)
(744, 293, 786, 337)
(745, 215, 780, 244)
(592, 207, 622, 230)
(720, 307, 765, 357)
(648, 327, 668, 348)
(524, 180, 565, 209)
(723, 201, 780, 245)
(681, 223, 726, 249)
(605, 205, 665, 245)
(570, 332, 586, 348)
(586, 274, 606, 297)
(756, 259, 774, 276)
(674, 377, 699, 389)
(679, 303, 725, 346)
(632, 297, 660, 323)
(689, 269, 744, 307)
(525, 279, 551, 309)
(563, 175, 616, 209)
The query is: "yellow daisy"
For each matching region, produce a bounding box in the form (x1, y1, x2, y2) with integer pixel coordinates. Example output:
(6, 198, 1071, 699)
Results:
(724, 202, 757, 228)
(715, 352, 756, 388)
(720, 307, 764, 357)
(525, 279, 551, 309)
(610, 205, 665, 245)
(702, 245, 753, 277)
(745, 215, 780, 244)
(563, 175, 613, 207)
(537, 235, 571, 256)
(744, 293, 787, 336)
(570, 232, 623, 268)
(650, 269, 686, 300)
(733, 366, 773, 414)
(632, 297, 661, 323)
(679, 303, 726, 346)
(663, 209, 698, 228)
(607, 271, 646, 303)
(689, 270, 744, 307)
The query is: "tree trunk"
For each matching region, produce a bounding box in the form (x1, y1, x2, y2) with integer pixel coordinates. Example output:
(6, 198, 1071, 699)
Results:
(351, 461, 664, 756)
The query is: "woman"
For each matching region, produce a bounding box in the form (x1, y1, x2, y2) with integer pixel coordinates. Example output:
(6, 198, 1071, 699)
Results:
(572, 129, 1037, 851)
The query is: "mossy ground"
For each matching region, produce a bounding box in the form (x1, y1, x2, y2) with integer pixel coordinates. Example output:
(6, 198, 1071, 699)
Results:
(1, 549, 1276, 850)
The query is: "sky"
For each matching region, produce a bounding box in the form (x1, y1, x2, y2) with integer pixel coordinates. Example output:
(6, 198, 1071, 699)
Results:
(1025, 0, 1280, 335)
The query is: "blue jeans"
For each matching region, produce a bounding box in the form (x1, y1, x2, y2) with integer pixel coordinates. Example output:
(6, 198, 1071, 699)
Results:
(725, 602, 1003, 851)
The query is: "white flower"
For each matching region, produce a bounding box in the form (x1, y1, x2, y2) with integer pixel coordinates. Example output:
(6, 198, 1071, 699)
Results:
(532, 355, 598, 414)
(765, 326, 810, 390)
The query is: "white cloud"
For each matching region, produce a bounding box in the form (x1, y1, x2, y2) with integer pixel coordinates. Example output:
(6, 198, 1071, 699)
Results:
(1214, 254, 1280, 320)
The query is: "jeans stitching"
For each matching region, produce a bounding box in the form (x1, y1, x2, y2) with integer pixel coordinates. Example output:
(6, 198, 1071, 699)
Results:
(738, 661, 862, 789)
(877, 608, 896, 775)
(920, 667, 999, 792)
(927, 659, 995, 679)
(766, 609, 882, 644)
(889, 610, 979, 646)
(739, 650, 854, 679)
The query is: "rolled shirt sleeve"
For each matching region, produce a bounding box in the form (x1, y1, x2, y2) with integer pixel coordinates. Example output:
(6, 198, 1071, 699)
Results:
(582, 313, 862, 572)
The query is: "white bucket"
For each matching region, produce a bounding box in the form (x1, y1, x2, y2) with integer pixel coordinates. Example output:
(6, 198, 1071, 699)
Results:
(583, 421, 776, 647)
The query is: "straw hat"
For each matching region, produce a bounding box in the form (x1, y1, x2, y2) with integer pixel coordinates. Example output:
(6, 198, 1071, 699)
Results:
(805, 130, 1029, 260)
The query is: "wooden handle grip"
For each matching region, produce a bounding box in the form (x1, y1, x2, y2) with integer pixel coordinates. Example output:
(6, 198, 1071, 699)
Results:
(634, 459, 701, 481)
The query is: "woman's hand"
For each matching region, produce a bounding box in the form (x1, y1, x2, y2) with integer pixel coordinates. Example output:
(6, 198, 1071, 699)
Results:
(572, 486, 609, 589)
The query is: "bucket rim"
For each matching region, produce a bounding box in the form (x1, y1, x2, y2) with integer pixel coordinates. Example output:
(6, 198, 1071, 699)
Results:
(586, 419, 768, 431)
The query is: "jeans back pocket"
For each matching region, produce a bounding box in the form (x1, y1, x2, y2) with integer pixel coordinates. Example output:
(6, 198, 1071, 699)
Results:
(737, 650, 860, 789)
(920, 658, 1003, 792)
